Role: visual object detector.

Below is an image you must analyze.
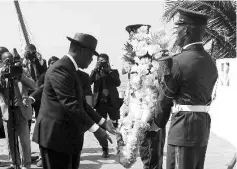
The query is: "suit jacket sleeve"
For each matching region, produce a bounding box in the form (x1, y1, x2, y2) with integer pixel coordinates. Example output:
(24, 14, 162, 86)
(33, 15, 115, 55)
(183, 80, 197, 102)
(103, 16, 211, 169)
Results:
(84, 101, 102, 124)
(20, 70, 36, 90)
(154, 59, 181, 128)
(89, 70, 97, 85)
(49, 67, 95, 130)
(30, 85, 43, 101)
(109, 69, 121, 87)
(83, 73, 92, 96)
(37, 73, 45, 88)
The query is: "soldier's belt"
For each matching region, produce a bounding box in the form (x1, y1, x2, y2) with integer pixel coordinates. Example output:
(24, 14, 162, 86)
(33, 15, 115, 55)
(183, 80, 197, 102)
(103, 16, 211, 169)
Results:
(172, 104, 210, 113)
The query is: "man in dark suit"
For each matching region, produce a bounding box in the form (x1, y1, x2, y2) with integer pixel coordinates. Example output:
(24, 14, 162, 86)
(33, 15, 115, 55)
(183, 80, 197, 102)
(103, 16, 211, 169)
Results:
(22, 44, 47, 132)
(32, 33, 116, 169)
(29, 56, 59, 167)
(145, 8, 218, 169)
(90, 53, 121, 158)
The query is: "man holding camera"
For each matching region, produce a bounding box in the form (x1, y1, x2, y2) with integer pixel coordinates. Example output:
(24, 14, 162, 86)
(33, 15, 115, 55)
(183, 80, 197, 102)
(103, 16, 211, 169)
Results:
(23, 44, 46, 82)
(22, 44, 46, 131)
(90, 53, 121, 158)
(0, 47, 36, 169)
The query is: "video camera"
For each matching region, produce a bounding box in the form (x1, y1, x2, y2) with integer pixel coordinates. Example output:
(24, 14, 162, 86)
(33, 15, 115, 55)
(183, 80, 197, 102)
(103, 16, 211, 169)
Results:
(24, 50, 38, 63)
(97, 60, 109, 71)
(0, 53, 23, 80)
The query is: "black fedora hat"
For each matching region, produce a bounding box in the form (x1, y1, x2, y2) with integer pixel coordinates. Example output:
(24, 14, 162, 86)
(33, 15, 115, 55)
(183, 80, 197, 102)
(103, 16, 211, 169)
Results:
(67, 33, 99, 56)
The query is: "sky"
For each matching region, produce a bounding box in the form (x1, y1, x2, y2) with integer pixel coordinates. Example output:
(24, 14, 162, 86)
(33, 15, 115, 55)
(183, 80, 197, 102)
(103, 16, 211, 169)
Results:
(0, 0, 171, 75)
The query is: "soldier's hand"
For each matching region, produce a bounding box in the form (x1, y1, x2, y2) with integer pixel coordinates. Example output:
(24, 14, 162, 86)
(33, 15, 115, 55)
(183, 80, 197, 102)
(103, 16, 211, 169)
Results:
(101, 120, 117, 135)
(22, 97, 34, 107)
(94, 128, 113, 144)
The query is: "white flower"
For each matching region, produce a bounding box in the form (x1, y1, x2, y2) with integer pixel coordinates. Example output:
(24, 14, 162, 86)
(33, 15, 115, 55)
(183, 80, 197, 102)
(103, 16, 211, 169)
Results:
(134, 41, 148, 57)
(130, 75, 141, 88)
(143, 74, 155, 86)
(140, 58, 150, 65)
(134, 33, 146, 41)
(131, 65, 138, 72)
(134, 57, 140, 64)
(137, 64, 149, 75)
(147, 44, 161, 56)
(130, 39, 139, 47)
(137, 26, 148, 34)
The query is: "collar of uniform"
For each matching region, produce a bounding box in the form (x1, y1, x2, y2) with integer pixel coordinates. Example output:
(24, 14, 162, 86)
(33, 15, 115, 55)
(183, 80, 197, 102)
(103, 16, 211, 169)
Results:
(66, 54, 79, 71)
(182, 42, 203, 50)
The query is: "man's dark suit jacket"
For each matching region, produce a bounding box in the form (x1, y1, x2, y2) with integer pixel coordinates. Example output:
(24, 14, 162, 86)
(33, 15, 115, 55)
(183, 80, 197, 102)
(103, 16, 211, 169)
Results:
(32, 56, 101, 154)
(30, 72, 45, 118)
(77, 70, 92, 96)
(90, 69, 122, 120)
(31, 70, 101, 124)
(154, 44, 218, 147)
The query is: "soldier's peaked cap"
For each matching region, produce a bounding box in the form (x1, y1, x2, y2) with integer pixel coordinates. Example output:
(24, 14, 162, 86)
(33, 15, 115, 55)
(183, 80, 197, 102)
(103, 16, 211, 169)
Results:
(175, 7, 209, 26)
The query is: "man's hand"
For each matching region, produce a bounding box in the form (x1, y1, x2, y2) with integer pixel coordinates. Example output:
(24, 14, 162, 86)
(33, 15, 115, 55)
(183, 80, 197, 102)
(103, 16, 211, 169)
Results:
(94, 128, 113, 144)
(101, 120, 117, 135)
(22, 97, 34, 107)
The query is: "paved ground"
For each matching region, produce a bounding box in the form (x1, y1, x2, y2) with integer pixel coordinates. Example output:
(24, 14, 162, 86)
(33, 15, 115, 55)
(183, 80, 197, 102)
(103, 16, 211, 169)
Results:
(0, 121, 236, 169)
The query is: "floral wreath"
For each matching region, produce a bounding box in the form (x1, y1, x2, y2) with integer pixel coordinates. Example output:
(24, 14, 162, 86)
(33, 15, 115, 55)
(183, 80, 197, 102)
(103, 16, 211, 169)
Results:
(116, 24, 174, 168)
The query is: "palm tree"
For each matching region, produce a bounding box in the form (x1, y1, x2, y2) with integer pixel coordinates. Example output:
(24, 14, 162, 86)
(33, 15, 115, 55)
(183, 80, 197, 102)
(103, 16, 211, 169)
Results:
(163, 0, 236, 59)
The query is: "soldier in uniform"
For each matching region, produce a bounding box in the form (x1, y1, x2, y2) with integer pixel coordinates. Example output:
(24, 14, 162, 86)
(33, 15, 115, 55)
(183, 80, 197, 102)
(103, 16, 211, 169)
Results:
(150, 8, 218, 169)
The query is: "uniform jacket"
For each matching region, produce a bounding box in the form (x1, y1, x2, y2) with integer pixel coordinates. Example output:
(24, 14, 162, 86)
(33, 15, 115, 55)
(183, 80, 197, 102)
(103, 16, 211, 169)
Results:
(154, 44, 218, 147)
(32, 56, 100, 154)
(0, 69, 36, 121)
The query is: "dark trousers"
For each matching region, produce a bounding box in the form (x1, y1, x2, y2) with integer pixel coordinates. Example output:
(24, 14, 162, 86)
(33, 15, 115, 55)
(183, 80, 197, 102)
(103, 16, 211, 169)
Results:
(94, 103, 109, 149)
(166, 145, 207, 169)
(40, 146, 81, 169)
(139, 128, 166, 169)
(70, 152, 81, 169)
(32, 101, 41, 119)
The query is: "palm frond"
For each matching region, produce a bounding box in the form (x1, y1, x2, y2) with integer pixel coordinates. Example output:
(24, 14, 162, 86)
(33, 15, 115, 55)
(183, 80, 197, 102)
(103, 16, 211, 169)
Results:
(122, 42, 135, 64)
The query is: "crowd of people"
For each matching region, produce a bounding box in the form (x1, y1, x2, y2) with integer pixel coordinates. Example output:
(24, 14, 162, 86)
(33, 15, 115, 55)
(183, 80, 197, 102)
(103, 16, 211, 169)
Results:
(0, 7, 218, 169)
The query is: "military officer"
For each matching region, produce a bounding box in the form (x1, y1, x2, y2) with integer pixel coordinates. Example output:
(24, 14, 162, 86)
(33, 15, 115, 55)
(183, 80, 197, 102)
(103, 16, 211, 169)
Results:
(150, 8, 218, 169)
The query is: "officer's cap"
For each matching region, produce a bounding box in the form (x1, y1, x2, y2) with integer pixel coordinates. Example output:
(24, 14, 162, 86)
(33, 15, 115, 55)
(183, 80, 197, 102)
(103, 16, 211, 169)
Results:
(175, 7, 209, 26)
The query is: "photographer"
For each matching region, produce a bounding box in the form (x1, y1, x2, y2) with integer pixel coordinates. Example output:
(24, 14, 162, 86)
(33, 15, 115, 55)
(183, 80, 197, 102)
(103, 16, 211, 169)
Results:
(22, 44, 46, 131)
(22, 44, 46, 82)
(0, 48, 36, 169)
(90, 53, 122, 158)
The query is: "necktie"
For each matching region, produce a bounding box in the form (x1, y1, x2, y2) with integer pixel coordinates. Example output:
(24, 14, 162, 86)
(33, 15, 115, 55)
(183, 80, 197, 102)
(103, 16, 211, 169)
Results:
(30, 64, 36, 81)
(13, 82, 22, 107)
